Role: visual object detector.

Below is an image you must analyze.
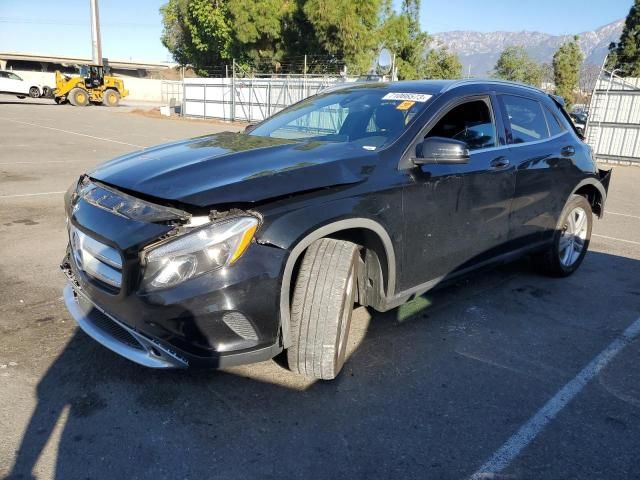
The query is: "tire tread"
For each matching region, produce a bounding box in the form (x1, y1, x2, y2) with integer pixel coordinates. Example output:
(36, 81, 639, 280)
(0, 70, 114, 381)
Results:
(288, 238, 358, 379)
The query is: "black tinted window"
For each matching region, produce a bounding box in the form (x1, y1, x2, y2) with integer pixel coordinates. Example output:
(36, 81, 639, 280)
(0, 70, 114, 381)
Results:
(543, 106, 566, 137)
(502, 95, 549, 144)
(427, 100, 496, 150)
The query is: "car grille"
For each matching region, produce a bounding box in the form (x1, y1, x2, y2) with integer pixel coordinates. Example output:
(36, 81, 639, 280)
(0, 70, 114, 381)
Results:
(69, 226, 123, 291)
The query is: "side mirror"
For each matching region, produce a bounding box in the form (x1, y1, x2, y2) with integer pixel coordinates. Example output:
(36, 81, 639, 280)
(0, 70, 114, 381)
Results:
(414, 137, 470, 165)
(244, 123, 258, 134)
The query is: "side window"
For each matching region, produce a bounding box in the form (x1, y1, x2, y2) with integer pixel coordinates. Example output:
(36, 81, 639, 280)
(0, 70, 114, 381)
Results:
(426, 100, 496, 150)
(7, 73, 22, 81)
(0, 72, 7, 79)
(502, 95, 549, 144)
(543, 106, 566, 137)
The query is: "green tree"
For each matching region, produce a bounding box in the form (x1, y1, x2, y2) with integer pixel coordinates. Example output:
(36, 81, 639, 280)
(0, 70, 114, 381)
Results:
(608, 0, 640, 75)
(303, 0, 383, 75)
(552, 36, 584, 108)
(492, 45, 543, 86)
(379, 0, 431, 79)
(424, 45, 462, 79)
(160, 0, 232, 74)
(226, 0, 295, 69)
(159, 0, 435, 78)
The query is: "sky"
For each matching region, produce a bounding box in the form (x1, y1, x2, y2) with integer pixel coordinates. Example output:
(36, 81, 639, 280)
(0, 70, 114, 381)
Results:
(0, 0, 633, 63)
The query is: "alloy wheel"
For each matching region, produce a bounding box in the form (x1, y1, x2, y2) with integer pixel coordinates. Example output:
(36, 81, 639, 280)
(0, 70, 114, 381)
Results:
(559, 206, 588, 267)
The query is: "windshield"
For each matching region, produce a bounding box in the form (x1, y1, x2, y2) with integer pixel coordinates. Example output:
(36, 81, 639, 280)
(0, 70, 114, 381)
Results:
(249, 87, 433, 149)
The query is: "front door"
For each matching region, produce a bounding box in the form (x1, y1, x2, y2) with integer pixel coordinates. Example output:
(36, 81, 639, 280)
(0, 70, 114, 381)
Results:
(401, 96, 516, 290)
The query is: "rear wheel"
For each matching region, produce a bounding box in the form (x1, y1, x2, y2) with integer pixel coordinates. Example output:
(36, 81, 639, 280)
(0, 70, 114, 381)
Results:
(69, 88, 89, 107)
(102, 89, 120, 107)
(287, 238, 359, 380)
(535, 194, 592, 277)
(29, 86, 40, 98)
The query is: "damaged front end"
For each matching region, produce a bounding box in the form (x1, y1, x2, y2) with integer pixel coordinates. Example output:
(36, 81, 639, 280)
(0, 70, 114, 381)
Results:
(69, 175, 192, 225)
(61, 176, 284, 368)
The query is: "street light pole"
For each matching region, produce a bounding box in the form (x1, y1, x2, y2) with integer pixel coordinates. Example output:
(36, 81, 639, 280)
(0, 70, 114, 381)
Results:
(90, 0, 103, 66)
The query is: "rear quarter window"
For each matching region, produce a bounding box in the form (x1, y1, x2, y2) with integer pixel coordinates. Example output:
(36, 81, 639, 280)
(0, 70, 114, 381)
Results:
(543, 106, 566, 137)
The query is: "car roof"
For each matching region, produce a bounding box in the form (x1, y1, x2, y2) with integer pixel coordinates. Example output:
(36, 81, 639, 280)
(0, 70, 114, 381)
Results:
(332, 78, 548, 97)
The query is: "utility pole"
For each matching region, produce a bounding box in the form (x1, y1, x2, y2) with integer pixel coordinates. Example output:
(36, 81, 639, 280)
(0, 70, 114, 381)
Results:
(90, 0, 103, 66)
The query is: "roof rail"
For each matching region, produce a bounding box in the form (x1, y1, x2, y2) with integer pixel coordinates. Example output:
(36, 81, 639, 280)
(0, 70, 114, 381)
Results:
(442, 78, 545, 95)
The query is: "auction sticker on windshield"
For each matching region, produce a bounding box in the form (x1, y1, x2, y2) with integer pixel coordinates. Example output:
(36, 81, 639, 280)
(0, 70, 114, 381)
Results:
(382, 92, 432, 102)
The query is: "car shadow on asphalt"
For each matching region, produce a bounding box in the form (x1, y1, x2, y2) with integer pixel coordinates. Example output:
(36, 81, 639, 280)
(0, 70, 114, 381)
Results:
(5, 251, 640, 479)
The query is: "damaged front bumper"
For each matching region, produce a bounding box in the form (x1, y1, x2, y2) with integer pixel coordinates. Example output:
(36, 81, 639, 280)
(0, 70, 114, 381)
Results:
(61, 177, 287, 369)
(63, 282, 188, 368)
(61, 254, 285, 369)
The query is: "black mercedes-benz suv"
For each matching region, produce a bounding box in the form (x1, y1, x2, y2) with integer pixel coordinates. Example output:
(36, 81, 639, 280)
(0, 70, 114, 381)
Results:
(62, 80, 611, 379)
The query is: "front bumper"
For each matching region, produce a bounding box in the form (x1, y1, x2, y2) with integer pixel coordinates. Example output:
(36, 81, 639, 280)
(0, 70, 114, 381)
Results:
(63, 284, 188, 368)
(61, 240, 285, 369)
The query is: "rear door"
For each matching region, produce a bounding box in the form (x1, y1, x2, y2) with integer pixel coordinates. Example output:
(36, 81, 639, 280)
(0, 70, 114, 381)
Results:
(498, 93, 574, 247)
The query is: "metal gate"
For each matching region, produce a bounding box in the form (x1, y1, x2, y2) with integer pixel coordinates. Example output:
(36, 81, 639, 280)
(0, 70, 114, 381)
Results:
(585, 69, 640, 165)
(182, 75, 342, 122)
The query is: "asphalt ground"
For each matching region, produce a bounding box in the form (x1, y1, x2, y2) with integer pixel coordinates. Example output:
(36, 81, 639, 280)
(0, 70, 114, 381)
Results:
(1, 96, 639, 480)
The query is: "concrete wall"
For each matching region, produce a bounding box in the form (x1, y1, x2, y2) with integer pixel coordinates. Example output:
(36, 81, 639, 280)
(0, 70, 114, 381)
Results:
(7, 70, 165, 102)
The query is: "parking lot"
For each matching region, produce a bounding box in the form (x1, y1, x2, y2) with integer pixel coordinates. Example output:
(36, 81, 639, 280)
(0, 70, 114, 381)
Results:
(1, 97, 639, 479)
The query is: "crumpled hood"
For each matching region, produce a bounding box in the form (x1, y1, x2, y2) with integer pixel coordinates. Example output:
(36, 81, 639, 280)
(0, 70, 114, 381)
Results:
(90, 132, 376, 207)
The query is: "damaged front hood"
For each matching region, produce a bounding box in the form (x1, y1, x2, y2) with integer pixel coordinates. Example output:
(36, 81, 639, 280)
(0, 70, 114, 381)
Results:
(89, 132, 375, 207)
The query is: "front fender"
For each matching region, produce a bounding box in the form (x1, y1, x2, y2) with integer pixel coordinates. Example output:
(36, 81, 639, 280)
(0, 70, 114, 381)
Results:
(257, 199, 398, 349)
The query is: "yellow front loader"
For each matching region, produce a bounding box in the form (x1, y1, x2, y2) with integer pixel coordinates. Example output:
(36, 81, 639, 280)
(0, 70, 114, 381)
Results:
(53, 65, 129, 107)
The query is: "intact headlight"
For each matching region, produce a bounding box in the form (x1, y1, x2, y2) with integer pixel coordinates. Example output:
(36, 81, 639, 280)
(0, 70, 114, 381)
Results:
(142, 216, 259, 290)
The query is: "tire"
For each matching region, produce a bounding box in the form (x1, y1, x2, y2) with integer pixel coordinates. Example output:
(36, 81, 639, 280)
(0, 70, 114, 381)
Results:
(287, 238, 359, 380)
(69, 88, 89, 107)
(535, 194, 592, 277)
(102, 89, 120, 107)
(54, 96, 64, 104)
(29, 86, 40, 98)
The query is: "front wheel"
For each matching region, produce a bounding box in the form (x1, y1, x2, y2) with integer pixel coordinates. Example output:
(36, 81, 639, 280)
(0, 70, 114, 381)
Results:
(69, 88, 89, 107)
(102, 89, 120, 107)
(287, 238, 359, 380)
(535, 194, 592, 277)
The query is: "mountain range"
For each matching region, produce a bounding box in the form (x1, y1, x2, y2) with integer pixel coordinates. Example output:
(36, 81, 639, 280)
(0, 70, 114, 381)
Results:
(433, 20, 623, 77)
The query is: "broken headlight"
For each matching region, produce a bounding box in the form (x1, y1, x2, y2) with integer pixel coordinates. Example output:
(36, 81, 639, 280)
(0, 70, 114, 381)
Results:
(142, 216, 259, 290)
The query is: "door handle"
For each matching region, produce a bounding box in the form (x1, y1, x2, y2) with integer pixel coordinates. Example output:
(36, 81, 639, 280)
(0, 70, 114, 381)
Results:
(561, 146, 575, 157)
(490, 156, 510, 169)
